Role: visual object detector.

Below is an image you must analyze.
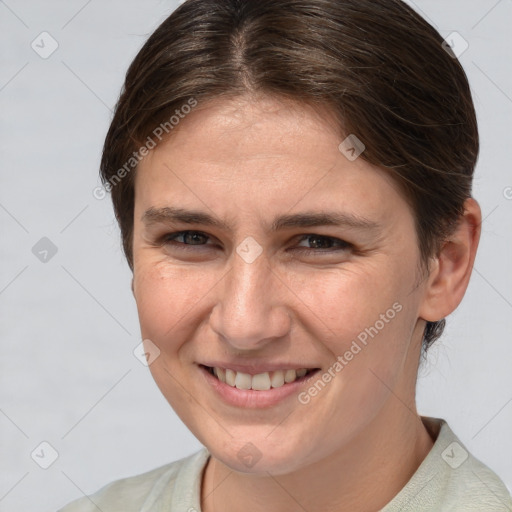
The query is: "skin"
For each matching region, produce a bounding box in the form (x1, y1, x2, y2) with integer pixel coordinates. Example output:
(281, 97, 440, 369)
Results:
(131, 93, 481, 512)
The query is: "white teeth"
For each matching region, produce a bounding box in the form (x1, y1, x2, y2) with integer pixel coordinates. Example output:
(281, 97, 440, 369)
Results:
(216, 367, 226, 383)
(251, 372, 271, 391)
(210, 367, 311, 390)
(225, 368, 236, 386)
(270, 370, 285, 388)
(284, 369, 297, 383)
(235, 372, 252, 390)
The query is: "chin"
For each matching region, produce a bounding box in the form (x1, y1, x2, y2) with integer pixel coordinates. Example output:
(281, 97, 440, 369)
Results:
(202, 431, 314, 476)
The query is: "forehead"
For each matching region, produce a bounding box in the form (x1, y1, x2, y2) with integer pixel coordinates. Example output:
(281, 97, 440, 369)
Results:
(134, 95, 410, 228)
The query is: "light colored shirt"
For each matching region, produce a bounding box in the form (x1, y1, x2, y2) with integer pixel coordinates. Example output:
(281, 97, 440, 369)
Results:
(58, 417, 512, 511)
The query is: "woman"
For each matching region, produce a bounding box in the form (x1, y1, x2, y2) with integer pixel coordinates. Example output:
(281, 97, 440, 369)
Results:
(60, 0, 512, 510)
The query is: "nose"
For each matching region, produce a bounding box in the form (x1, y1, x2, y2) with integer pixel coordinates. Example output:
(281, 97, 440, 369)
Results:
(209, 248, 291, 350)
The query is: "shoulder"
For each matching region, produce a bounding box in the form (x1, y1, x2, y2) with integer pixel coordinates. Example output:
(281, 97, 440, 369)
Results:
(443, 446, 512, 511)
(383, 417, 512, 511)
(57, 448, 209, 512)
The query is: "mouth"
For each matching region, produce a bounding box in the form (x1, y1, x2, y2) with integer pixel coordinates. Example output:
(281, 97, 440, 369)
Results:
(200, 364, 320, 391)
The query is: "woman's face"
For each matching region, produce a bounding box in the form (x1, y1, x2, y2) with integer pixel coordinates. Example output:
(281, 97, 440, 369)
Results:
(132, 95, 430, 474)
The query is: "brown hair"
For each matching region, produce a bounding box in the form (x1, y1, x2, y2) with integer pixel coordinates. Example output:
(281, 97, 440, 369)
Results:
(100, 0, 479, 350)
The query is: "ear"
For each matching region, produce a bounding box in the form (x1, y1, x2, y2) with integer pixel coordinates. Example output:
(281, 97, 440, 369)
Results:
(131, 277, 135, 296)
(418, 198, 481, 322)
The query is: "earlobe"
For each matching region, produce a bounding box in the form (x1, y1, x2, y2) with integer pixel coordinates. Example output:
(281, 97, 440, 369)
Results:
(419, 198, 482, 322)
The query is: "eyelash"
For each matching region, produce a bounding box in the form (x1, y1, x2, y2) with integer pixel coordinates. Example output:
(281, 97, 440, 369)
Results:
(159, 230, 353, 254)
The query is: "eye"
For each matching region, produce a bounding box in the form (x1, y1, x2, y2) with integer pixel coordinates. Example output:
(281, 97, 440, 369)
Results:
(157, 231, 353, 255)
(294, 234, 352, 252)
(161, 230, 214, 249)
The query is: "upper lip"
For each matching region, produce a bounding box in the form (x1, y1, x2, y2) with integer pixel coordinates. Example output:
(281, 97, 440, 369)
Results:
(199, 361, 321, 374)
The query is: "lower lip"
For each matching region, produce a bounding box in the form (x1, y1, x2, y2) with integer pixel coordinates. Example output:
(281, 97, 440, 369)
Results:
(198, 365, 321, 409)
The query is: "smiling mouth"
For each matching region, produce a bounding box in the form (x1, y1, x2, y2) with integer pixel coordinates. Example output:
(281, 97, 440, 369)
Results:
(201, 365, 320, 391)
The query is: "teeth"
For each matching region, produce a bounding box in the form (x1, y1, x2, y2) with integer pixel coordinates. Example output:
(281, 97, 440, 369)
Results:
(225, 368, 236, 386)
(251, 372, 271, 391)
(235, 372, 252, 390)
(215, 367, 226, 383)
(270, 370, 285, 388)
(210, 367, 311, 390)
(284, 369, 297, 383)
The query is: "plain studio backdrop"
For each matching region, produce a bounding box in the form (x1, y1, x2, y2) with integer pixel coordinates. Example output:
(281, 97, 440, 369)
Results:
(1, 1, 511, 510)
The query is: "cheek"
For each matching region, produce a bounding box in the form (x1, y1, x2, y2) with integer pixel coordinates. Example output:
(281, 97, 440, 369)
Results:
(285, 263, 407, 338)
(133, 259, 215, 341)
(293, 263, 418, 384)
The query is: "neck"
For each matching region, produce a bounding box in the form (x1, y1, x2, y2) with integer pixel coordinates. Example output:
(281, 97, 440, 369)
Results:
(201, 404, 435, 512)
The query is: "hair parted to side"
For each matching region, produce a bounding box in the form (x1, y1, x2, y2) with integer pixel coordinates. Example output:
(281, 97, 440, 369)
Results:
(100, 0, 479, 351)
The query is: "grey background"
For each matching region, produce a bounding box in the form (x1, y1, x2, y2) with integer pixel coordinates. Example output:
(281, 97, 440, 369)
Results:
(1, 0, 511, 510)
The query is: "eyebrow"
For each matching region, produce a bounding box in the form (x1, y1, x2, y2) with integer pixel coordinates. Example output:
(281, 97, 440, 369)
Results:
(142, 206, 382, 233)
